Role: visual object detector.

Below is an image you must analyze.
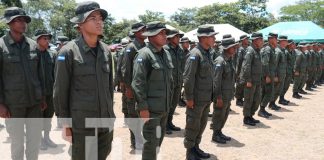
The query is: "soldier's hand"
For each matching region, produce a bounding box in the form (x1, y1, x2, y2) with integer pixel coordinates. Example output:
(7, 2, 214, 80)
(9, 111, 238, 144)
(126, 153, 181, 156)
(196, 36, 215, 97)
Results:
(294, 71, 300, 76)
(140, 110, 150, 123)
(125, 87, 134, 99)
(274, 77, 279, 82)
(216, 98, 223, 108)
(0, 104, 10, 118)
(62, 125, 72, 143)
(265, 76, 271, 84)
(246, 82, 252, 88)
(186, 100, 194, 109)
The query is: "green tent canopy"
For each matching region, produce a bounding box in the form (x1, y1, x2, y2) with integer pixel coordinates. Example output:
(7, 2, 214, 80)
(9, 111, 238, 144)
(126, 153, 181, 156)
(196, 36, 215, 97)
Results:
(258, 21, 324, 43)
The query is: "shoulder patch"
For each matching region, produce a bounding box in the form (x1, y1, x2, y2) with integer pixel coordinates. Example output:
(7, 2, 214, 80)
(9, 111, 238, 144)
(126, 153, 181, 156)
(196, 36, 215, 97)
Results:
(126, 49, 131, 53)
(57, 55, 65, 61)
(137, 58, 143, 63)
(190, 56, 196, 60)
(216, 64, 221, 67)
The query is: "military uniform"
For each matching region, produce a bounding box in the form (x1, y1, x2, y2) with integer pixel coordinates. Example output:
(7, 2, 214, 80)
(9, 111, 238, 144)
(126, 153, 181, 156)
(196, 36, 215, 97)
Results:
(0, 7, 44, 160)
(211, 38, 236, 144)
(235, 35, 249, 106)
(53, 2, 114, 160)
(239, 33, 263, 126)
(164, 29, 185, 133)
(281, 41, 296, 101)
(131, 22, 173, 160)
(292, 43, 308, 98)
(183, 25, 217, 160)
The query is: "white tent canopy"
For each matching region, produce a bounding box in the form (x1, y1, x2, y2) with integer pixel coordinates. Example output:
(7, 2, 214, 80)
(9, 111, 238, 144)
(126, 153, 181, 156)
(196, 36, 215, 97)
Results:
(184, 24, 248, 42)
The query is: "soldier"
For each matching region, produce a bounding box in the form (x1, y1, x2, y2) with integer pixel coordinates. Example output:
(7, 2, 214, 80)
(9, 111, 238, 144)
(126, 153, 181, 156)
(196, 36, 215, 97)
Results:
(183, 25, 217, 160)
(314, 43, 322, 86)
(235, 35, 249, 106)
(239, 33, 263, 126)
(33, 29, 58, 150)
(305, 43, 315, 91)
(55, 35, 69, 51)
(280, 40, 296, 103)
(211, 37, 237, 144)
(190, 40, 197, 50)
(121, 22, 146, 150)
(271, 35, 289, 109)
(116, 40, 128, 120)
(0, 7, 46, 160)
(292, 42, 308, 98)
(320, 42, 324, 83)
(131, 21, 173, 160)
(54, 2, 115, 160)
(259, 32, 278, 118)
(164, 29, 184, 134)
(180, 37, 191, 58)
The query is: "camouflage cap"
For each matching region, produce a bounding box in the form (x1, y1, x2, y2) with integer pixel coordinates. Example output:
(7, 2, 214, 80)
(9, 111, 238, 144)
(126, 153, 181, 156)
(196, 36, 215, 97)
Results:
(250, 32, 263, 40)
(267, 32, 278, 38)
(142, 21, 168, 37)
(167, 29, 184, 39)
(33, 29, 52, 41)
(180, 37, 190, 43)
(278, 35, 288, 41)
(222, 34, 232, 39)
(2, 7, 31, 24)
(196, 25, 218, 37)
(222, 37, 238, 50)
(240, 35, 248, 41)
(131, 22, 146, 33)
(70, 1, 108, 24)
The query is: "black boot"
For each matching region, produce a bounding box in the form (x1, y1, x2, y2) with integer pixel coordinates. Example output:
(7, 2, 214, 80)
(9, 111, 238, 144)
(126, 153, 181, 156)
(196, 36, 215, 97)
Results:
(250, 116, 260, 123)
(311, 84, 317, 88)
(169, 121, 181, 131)
(219, 131, 231, 141)
(293, 92, 302, 99)
(212, 131, 226, 144)
(279, 96, 289, 105)
(269, 102, 280, 111)
(44, 131, 57, 148)
(194, 145, 210, 159)
(166, 126, 172, 135)
(243, 117, 256, 126)
(258, 107, 269, 118)
(236, 99, 244, 106)
(299, 90, 308, 94)
(306, 86, 313, 91)
(186, 148, 201, 160)
(130, 130, 136, 149)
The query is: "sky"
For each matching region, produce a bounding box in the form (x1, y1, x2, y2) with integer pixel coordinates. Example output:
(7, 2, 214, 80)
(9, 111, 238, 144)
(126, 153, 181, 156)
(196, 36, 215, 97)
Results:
(75, 0, 300, 22)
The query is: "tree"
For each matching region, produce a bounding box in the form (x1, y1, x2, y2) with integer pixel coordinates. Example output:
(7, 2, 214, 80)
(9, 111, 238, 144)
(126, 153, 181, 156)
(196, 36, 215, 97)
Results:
(1, 0, 22, 7)
(138, 10, 165, 24)
(170, 7, 198, 32)
(104, 18, 137, 44)
(279, 0, 324, 26)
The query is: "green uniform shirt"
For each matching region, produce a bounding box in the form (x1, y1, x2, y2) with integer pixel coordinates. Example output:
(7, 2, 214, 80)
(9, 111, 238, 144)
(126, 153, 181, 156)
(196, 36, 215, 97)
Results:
(286, 49, 296, 76)
(275, 47, 288, 76)
(37, 49, 55, 96)
(236, 46, 248, 78)
(294, 49, 307, 73)
(0, 32, 43, 108)
(164, 43, 185, 87)
(53, 36, 115, 128)
(261, 45, 277, 78)
(239, 45, 263, 84)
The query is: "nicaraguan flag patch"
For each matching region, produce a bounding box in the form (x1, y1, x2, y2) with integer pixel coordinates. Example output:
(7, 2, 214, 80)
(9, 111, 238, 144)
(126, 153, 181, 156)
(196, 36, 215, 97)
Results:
(137, 58, 143, 63)
(57, 55, 65, 61)
(126, 49, 131, 53)
(216, 64, 221, 67)
(190, 56, 196, 60)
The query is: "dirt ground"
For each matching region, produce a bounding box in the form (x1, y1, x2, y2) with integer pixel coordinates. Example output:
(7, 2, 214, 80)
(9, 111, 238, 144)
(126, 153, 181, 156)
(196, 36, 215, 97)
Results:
(1, 84, 324, 160)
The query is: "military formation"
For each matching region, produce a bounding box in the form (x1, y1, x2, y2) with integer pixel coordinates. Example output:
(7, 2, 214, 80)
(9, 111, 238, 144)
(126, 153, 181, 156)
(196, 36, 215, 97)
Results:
(0, 1, 324, 160)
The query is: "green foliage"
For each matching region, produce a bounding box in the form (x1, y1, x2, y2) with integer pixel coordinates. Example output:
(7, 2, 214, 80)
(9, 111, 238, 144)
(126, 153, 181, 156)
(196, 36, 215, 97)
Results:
(279, 0, 324, 26)
(138, 10, 165, 24)
(1, 0, 22, 7)
(170, 7, 198, 32)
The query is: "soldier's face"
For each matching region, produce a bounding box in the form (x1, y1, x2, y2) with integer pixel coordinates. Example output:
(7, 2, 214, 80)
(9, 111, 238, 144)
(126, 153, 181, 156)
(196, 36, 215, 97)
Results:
(254, 38, 264, 49)
(169, 35, 180, 46)
(80, 11, 104, 36)
(9, 17, 27, 34)
(150, 29, 167, 47)
(268, 37, 277, 48)
(279, 40, 288, 48)
(37, 36, 50, 50)
(181, 42, 190, 50)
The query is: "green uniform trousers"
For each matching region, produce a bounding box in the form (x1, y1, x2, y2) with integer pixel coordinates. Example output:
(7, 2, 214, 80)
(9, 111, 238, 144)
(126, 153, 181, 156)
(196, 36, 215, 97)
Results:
(168, 85, 182, 123)
(235, 82, 245, 100)
(212, 100, 231, 131)
(261, 81, 274, 107)
(293, 73, 307, 93)
(42, 95, 55, 131)
(273, 75, 286, 102)
(243, 84, 261, 117)
(281, 74, 293, 97)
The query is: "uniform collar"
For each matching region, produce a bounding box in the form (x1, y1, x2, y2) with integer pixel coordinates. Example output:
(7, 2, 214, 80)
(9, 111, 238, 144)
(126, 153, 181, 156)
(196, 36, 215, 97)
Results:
(197, 43, 210, 55)
(6, 32, 28, 45)
(133, 38, 145, 49)
(77, 35, 104, 54)
(148, 42, 164, 54)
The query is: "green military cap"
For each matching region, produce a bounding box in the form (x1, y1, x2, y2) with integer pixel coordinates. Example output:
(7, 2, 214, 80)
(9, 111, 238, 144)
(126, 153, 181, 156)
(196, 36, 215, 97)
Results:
(222, 37, 238, 50)
(288, 39, 294, 45)
(33, 29, 52, 41)
(180, 37, 190, 43)
(131, 22, 146, 33)
(196, 25, 218, 37)
(167, 29, 184, 39)
(56, 35, 69, 44)
(250, 32, 263, 40)
(278, 35, 288, 41)
(121, 39, 129, 47)
(2, 7, 31, 24)
(222, 34, 232, 39)
(70, 1, 108, 24)
(240, 35, 248, 41)
(267, 32, 278, 38)
(297, 42, 308, 47)
(142, 21, 167, 37)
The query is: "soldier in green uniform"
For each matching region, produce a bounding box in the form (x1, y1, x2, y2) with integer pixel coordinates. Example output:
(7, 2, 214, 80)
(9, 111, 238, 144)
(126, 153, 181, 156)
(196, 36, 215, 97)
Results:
(121, 22, 146, 150)
(239, 32, 263, 126)
(314, 43, 322, 86)
(280, 40, 296, 103)
(0, 7, 46, 160)
(259, 32, 278, 118)
(53, 2, 115, 160)
(292, 42, 308, 98)
(211, 37, 237, 144)
(164, 29, 184, 134)
(271, 35, 289, 109)
(183, 25, 217, 160)
(306, 44, 316, 90)
(320, 42, 324, 83)
(33, 29, 58, 150)
(235, 35, 249, 107)
(131, 21, 173, 160)
(179, 37, 191, 107)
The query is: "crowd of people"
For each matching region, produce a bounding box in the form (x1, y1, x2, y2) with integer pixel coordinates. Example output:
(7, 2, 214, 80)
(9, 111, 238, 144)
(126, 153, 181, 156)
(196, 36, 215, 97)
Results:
(0, 1, 323, 160)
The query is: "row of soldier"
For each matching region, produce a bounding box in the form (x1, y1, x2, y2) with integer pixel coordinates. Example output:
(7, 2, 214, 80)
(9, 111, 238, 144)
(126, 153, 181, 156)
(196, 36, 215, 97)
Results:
(0, 1, 324, 160)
